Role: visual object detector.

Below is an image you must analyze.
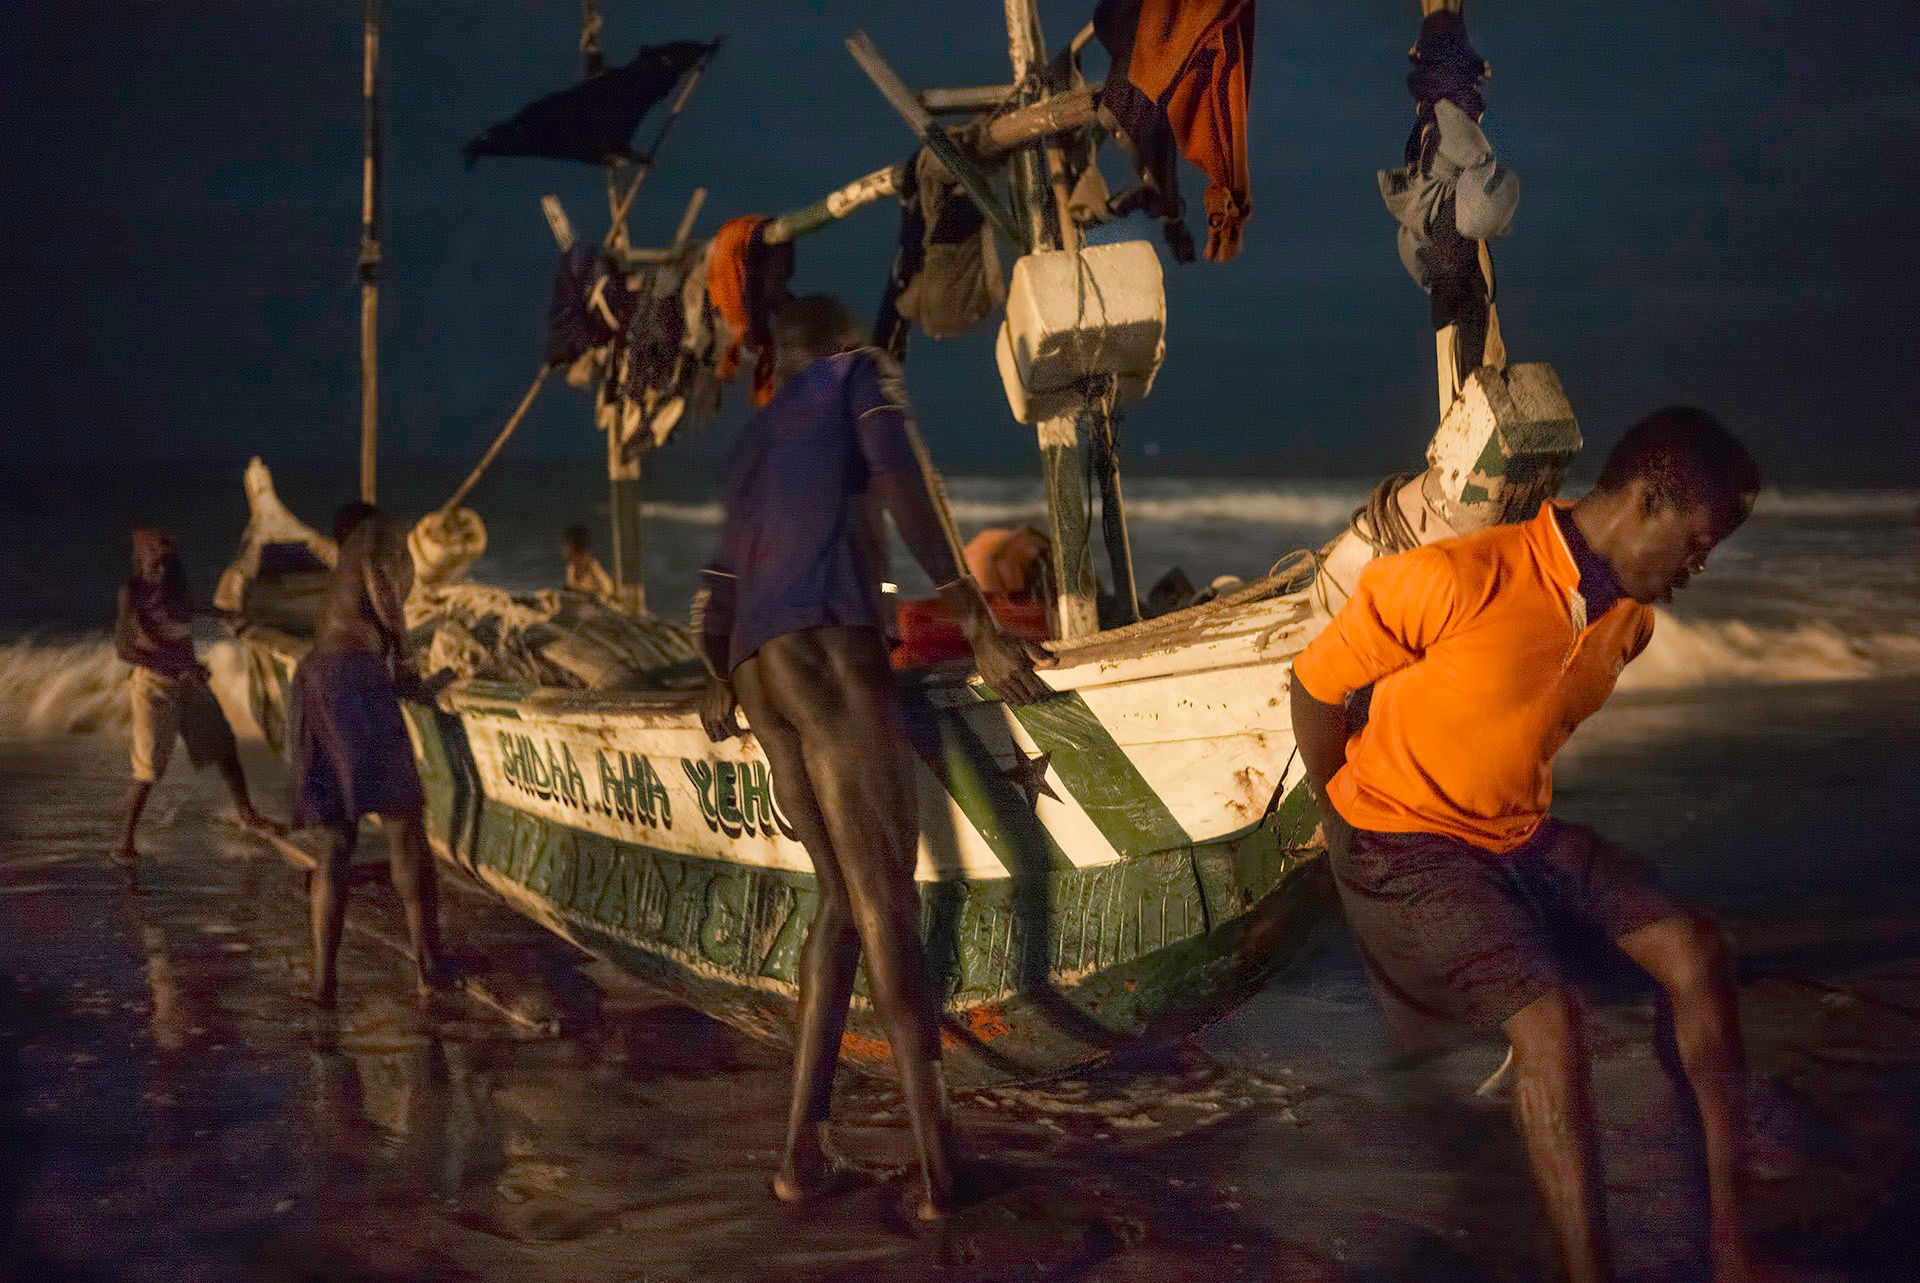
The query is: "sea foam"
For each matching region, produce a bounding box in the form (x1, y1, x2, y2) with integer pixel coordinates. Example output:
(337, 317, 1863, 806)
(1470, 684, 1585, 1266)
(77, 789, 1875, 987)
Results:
(0, 637, 259, 741)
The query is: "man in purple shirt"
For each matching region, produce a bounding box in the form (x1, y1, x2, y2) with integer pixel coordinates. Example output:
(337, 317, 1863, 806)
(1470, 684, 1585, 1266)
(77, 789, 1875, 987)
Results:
(696, 295, 1050, 1218)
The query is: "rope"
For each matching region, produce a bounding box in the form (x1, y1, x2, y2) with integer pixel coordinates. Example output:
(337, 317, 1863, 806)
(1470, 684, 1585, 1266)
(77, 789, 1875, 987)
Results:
(1350, 471, 1423, 557)
(1259, 473, 1426, 617)
(438, 367, 552, 520)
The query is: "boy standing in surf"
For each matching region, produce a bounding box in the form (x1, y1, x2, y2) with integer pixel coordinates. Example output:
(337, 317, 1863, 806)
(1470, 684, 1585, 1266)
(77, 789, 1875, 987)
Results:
(1290, 408, 1770, 1283)
(115, 527, 280, 864)
(695, 295, 1051, 1218)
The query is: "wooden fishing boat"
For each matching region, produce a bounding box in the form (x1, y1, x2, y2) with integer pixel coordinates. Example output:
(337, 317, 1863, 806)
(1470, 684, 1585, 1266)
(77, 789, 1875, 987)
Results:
(233, 536, 1335, 1084)
(227, 1, 1572, 1084)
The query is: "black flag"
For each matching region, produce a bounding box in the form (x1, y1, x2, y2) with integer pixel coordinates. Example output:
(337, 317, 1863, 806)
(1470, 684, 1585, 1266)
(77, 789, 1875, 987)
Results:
(464, 40, 715, 168)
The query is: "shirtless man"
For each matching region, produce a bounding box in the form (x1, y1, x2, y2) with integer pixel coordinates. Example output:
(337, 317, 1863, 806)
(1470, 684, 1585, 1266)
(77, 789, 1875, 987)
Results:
(1291, 408, 1769, 1282)
(696, 295, 1050, 1218)
(290, 510, 451, 1005)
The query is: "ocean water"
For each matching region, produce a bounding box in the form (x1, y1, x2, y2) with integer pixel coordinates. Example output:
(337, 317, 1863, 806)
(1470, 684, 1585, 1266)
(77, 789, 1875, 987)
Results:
(3, 463, 1915, 737)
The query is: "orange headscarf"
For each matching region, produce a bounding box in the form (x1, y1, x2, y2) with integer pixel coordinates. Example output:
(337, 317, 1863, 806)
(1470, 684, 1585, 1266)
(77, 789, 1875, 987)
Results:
(707, 214, 779, 407)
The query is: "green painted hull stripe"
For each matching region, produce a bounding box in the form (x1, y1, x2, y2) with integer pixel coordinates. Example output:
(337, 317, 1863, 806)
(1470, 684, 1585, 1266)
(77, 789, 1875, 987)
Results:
(902, 693, 1076, 873)
(993, 689, 1191, 859)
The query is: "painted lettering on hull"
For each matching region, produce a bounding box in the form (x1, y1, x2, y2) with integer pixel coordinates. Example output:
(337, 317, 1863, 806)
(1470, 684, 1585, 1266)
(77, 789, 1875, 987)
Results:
(479, 808, 814, 982)
(497, 731, 674, 832)
(684, 758, 796, 840)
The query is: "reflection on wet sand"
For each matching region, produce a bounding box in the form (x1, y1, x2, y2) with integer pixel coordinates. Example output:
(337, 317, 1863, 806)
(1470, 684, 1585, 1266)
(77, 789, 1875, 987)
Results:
(2, 685, 1919, 1280)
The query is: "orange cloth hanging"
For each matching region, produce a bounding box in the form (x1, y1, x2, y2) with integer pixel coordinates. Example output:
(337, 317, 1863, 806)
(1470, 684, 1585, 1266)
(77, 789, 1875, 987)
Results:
(706, 214, 779, 407)
(1098, 0, 1256, 262)
(963, 526, 1050, 596)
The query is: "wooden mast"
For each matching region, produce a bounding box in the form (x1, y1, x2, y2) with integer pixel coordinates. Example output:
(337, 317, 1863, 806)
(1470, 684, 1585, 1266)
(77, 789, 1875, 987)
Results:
(357, 0, 382, 503)
(575, 1, 649, 612)
(1003, 0, 1099, 639)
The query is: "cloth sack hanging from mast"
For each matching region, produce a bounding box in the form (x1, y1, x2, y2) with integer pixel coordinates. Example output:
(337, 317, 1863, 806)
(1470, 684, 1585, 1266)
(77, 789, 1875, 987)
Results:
(1094, 0, 1256, 262)
(1377, 7, 1517, 384)
(888, 147, 1009, 341)
(1379, 98, 1520, 288)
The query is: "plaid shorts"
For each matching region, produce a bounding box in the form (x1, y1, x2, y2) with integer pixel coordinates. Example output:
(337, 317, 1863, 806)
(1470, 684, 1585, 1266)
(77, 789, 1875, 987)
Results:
(1331, 818, 1684, 1039)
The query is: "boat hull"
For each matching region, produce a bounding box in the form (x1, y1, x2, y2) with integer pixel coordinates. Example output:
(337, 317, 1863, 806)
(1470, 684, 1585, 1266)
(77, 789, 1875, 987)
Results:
(238, 608, 1335, 1085)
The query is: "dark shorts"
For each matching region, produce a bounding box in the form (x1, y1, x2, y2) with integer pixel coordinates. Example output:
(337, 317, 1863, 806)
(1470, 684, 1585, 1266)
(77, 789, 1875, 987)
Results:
(289, 648, 425, 829)
(1331, 818, 1683, 1040)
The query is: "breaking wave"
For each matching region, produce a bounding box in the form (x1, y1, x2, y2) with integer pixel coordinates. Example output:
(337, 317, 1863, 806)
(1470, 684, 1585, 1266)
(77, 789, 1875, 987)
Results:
(643, 484, 1918, 531)
(1749, 488, 1920, 521)
(643, 484, 1371, 530)
(1619, 612, 1920, 692)
(0, 637, 259, 740)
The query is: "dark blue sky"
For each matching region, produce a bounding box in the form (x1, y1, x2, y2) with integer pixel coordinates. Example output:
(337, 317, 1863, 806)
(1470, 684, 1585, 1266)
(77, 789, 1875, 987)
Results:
(6, 1, 1917, 482)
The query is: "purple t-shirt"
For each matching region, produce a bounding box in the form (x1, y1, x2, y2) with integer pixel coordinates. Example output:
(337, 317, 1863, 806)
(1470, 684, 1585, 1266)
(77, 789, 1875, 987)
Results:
(700, 351, 918, 672)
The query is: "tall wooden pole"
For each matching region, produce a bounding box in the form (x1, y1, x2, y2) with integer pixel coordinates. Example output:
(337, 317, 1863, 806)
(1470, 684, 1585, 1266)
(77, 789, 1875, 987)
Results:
(579, 1, 645, 612)
(1003, 0, 1098, 639)
(358, 0, 382, 503)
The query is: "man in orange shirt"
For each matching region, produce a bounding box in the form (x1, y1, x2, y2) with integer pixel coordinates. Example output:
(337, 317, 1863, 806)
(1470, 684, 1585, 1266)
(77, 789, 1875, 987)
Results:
(1291, 408, 1765, 1283)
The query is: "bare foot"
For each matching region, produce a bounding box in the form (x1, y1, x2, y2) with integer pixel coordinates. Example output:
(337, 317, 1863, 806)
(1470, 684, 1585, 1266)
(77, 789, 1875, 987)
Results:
(308, 984, 337, 1011)
(773, 1129, 867, 1204)
(771, 1168, 815, 1203)
(239, 809, 288, 837)
(415, 957, 459, 1001)
(112, 845, 140, 866)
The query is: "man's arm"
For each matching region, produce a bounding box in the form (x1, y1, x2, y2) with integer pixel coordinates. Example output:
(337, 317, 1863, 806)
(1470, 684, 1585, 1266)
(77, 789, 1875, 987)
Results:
(1287, 545, 1465, 847)
(852, 355, 1051, 704)
(690, 567, 742, 741)
(1289, 671, 1354, 851)
(113, 584, 140, 665)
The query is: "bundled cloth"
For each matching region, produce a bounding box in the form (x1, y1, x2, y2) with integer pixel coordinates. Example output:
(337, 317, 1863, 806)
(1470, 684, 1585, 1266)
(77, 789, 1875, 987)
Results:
(545, 241, 728, 459)
(545, 243, 637, 383)
(408, 583, 700, 691)
(600, 261, 723, 460)
(706, 215, 793, 408)
(875, 146, 1009, 352)
(1377, 11, 1519, 323)
(463, 40, 715, 168)
(1095, 0, 1256, 262)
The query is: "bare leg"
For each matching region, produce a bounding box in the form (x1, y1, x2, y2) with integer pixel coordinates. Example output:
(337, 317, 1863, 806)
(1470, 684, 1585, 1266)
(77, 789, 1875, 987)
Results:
(1505, 987, 1612, 1283)
(1618, 914, 1758, 1283)
(309, 825, 356, 1007)
(216, 753, 283, 833)
(761, 628, 955, 1218)
(735, 657, 863, 1200)
(118, 781, 155, 863)
(379, 808, 445, 994)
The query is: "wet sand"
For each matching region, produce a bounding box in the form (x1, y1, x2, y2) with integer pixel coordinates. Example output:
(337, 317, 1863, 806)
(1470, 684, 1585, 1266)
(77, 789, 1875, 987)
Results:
(4, 679, 1918, 1282)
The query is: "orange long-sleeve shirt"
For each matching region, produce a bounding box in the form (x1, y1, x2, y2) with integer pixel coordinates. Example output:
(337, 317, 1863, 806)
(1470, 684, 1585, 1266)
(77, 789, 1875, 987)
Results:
(1292, 502, 1655, 853)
